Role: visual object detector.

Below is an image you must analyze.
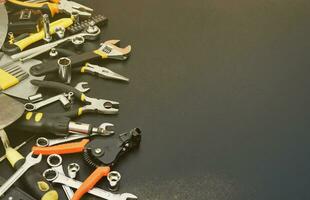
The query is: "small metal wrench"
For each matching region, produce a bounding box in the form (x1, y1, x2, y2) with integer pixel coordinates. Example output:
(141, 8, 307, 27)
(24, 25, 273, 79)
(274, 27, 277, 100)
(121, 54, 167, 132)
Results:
(43, 169, 137, 200)
(47, 154, 74, 200)
(0, 152, 42, 196)
(24, 92, 72, 111)
(24, 82, 90, 111)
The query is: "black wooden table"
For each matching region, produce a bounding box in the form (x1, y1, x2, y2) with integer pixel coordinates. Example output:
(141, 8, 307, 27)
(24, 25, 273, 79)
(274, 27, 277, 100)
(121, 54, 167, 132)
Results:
(1, 0, 310, 199)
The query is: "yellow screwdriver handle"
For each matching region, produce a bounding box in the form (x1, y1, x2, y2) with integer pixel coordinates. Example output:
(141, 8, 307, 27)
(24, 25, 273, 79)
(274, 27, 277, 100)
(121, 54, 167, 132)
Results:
(14, 18, 73, 51)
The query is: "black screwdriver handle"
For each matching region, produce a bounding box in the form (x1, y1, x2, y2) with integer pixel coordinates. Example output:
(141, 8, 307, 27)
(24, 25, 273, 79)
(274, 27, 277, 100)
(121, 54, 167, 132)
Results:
(16, 112, 71, 136)
(30, 51, 102, 76)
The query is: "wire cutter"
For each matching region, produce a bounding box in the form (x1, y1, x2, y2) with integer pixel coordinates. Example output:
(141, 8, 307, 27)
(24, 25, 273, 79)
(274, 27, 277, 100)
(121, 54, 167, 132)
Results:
(79, 63, 130, 82)
(7, 0, 93, 17)
(30, 80, 119, 118)
(32, 128, 141, 200)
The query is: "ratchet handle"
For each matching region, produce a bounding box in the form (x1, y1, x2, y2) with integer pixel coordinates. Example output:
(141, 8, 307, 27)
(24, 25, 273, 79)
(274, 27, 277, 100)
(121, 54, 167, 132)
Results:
(72, 166, 111, 200)
(30, 51, 102, 76)
(13, 155, 58, 200)
(32, 139, 89, 155)
(31, 80, 84, 100)
(16, 112, 71, 136)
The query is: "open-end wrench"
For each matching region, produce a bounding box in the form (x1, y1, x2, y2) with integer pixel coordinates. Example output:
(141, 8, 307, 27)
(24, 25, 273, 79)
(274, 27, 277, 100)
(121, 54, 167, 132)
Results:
(43, 169, 137, 200)
(0, 152, 42, 196)
(74, 82, 90, 93)
(47, 154, 74, 200)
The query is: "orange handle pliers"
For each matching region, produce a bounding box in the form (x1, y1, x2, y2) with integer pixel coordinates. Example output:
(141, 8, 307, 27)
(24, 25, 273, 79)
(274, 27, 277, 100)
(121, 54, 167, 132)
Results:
(7, 0, 93, 17)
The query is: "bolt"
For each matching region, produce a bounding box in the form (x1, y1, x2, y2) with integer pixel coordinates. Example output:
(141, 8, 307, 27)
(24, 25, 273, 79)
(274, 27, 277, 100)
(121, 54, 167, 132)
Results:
(95, 148, 102, 154)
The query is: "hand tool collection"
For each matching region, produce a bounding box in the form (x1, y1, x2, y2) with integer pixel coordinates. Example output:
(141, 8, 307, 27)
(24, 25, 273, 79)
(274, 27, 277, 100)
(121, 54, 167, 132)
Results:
(0, 1, 141, 199)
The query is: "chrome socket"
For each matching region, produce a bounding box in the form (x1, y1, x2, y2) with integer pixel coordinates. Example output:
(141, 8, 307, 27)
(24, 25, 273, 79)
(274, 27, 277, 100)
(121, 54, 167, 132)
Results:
(58, 57, 72, 84)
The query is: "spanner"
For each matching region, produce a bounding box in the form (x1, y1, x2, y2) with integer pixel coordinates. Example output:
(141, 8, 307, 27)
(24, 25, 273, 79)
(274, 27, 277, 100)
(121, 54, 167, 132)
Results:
(43, 169, 137, 200)
(24, 82, 90, 111)
(0, 152, 42, 196)
(46, 154, 74, 200)
(24, 92, 73, 111)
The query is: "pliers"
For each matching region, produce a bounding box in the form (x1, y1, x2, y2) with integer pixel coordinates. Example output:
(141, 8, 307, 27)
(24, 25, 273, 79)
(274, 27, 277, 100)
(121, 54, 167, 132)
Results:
(80, 63, 130, 82)
(30, 80, 119, 118)
(7, 0, 93, 17)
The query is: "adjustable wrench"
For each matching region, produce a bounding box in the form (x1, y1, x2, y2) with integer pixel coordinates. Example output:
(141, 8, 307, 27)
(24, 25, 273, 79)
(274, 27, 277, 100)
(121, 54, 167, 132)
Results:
(0, 152, 42, 196)
(43, 169, 137, 200)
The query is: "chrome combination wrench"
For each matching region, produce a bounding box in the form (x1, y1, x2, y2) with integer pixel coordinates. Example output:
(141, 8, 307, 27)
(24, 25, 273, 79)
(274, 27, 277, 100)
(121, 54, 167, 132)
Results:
(43, 168, 137, 200)
(46, 154, 74, 200)
(0, 152, 42, 196)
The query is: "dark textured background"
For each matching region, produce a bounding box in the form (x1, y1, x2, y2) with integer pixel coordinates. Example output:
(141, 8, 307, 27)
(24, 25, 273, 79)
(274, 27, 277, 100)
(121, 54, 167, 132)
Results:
(1, 0, 310, 199)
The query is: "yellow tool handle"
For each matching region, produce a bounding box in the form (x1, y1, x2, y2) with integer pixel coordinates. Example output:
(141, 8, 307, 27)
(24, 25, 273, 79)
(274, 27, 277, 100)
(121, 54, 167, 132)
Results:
(0, 69, 19, 91)
(8, 0, 60, 17)
(14, 18, 73, 51)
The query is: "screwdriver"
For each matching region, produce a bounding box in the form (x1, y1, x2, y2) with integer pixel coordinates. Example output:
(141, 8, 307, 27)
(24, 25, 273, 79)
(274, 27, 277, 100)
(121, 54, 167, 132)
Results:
(0, 130, 58, 200)
(15, 112, 114, 136)
(0, 135, 35, 162)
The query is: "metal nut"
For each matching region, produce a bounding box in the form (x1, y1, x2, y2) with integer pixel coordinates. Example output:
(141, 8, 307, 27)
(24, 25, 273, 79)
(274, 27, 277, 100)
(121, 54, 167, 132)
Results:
(107, 171, 121, 191)
(67, 163, 80, 178)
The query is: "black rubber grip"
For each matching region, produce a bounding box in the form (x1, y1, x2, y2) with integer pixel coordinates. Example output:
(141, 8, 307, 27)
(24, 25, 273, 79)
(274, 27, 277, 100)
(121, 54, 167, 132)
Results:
(1, 43, 21, 55)
(0, 176, 36, 200)
(16, 113, 71, 136)
(31, 80, 83, 99)
(14, 159, 57, 199)
(30, 51, 102, 76)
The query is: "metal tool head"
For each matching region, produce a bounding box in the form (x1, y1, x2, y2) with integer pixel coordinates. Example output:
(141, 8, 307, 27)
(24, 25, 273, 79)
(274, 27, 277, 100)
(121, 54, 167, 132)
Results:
(97, 122, 114, 135)
(47, 154, 62, 167)
(119, 193, 138, 200)
(99, 40, 132, 60)
(58, 0, 93, 17)
(75, 82, 90, 93)
(0, 94, 25, 129)
(84, 63, 130, 82)
(83, 97, 119, 115)
(26, 152, 42, 165)
(43, 168, 59, 182)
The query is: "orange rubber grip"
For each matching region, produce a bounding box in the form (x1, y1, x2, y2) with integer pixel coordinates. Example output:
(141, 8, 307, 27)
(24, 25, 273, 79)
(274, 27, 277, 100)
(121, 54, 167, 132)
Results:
(32, 139, 89, 155)
(72, 166, 111, 200)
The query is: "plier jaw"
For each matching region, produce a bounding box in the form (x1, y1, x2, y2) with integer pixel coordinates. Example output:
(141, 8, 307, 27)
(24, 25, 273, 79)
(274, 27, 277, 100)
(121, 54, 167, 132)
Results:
(58, 0, 93, 17)
(82, 63, 130, 82)
(83, 97, 120, 115)
(98, 40, 132, 60)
